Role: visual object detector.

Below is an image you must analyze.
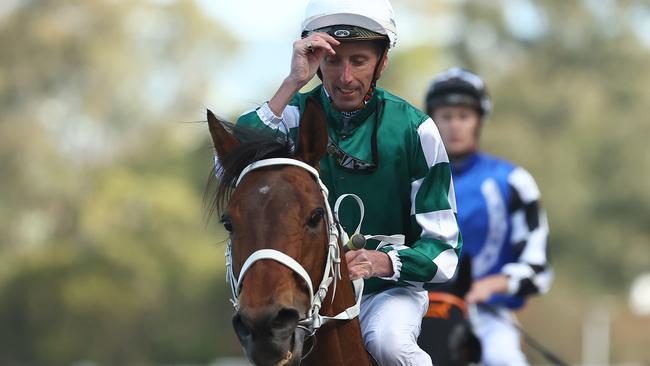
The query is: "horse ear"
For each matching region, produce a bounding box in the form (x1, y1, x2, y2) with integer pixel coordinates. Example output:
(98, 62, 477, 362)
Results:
(295, 97, 328, 167)
(207, 109, 239, 161)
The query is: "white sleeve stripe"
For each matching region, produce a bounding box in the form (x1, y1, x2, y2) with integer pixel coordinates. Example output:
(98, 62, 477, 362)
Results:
(503, 207, 551, 296)
(502, 263, 535, 281)
(502, 262, 553, 295)
(533, 269, 553, 294)
(510, 210, 528, 243)
(520, 227, 548, 264)
(256, 103, 301, 132)
(508, 167, 541, 203)
(417, 118, 449, 168)
(448, 177, 458, 213)
(431, 249, 459, 283)
(410, 176, 458, 216)
(519, 210, 549, 265)
(415, 209, 459, 248)
(411, 118, 454, 215)
(409, 178, 424, 215)
(393, 245, 459, 285)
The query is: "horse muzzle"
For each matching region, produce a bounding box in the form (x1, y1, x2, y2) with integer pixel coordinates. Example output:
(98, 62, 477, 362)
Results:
(233, 308, 307, 366)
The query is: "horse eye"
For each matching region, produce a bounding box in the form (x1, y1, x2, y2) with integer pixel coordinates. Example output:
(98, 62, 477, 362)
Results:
(220, 214, 233, 232)
(306, 208, 325, 228)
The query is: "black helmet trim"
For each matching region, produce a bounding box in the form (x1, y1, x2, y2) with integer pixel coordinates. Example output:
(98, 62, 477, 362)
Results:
(425, 67, 492, 118)
(302, 25, 389, 44)
(427, 93, 482, 113)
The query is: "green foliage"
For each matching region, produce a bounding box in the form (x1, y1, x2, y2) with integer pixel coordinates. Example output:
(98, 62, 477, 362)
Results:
(2, 0, 649, 363)
(449, 2, 648, 361)
(0, 0, 240, 364)
(0, 123, 239, 364)
(0, 237, 236, 364)
(387, 0, 650, 294)
(387, 2, 650, 361)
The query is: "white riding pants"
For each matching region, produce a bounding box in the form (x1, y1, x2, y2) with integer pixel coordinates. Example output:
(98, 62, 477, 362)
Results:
(471, 306, 529, 366)
(359, 286, 432, 366)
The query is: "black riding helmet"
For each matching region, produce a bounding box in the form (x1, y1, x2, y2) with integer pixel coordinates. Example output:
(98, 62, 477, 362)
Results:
(425, 67, 492, 118)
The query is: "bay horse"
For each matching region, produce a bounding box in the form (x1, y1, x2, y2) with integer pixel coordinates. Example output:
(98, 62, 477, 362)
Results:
(206, 98, 373, 366)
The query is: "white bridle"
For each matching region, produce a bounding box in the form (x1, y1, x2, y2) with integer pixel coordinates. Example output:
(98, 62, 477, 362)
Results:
(225, 157, 364, 335)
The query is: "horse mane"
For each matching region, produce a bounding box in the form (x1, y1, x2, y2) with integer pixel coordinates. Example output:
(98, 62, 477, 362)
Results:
(206, 120, 294, 217)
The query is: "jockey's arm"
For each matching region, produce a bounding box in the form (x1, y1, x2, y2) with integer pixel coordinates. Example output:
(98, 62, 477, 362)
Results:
(501, 168, 553, 297)
(237, 33, 339, 132)
(373, 117, 463, 287)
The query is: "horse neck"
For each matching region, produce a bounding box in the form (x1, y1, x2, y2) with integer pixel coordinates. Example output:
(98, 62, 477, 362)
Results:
(302, 259, 372, 366)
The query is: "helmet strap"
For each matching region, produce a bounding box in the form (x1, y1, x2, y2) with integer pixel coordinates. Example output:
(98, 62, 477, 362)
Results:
(363, 45, 388, 104)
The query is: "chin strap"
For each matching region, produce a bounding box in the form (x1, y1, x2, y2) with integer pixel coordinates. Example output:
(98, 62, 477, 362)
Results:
(362, 46, 388, 104)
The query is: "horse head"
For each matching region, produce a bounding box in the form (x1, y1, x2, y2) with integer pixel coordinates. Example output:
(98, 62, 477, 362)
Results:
(207, 98, 338, 366)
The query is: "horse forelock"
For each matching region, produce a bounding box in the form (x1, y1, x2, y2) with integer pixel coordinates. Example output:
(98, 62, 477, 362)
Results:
(207, 121, 294, 217)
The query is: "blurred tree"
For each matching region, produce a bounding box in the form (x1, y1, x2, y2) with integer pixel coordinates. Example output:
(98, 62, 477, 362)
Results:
(386, 1, 650, 362)
(0, 0, 236, 252)
(394, 1, 650, 363)
(3, 0, 650, 363)
(0, 0, 241, 364)
(395, 0, 650, 293)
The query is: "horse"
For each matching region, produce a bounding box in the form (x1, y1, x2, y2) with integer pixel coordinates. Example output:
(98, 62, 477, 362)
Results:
(206, 98, 374, 366)
(418, 255, 482, 366)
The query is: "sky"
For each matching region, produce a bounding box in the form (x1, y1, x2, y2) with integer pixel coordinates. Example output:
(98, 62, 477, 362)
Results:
(195, 0, 307, 114)
(192, 0, 650, 116)
(194, 0, 461, 115)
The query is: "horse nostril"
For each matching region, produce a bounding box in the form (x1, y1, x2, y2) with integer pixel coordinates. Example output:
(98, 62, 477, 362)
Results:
(233, 313, 251, 340)
(271, 308, 300, 336)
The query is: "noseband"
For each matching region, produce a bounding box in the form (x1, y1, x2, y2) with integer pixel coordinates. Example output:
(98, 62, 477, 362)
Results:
(225, 158, 363, 336)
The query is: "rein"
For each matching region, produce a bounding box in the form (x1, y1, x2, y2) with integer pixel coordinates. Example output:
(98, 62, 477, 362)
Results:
(225, 158, 364, 336)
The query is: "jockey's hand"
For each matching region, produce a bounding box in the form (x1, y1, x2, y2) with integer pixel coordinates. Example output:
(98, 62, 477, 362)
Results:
(465, 274, 509, 304)
(268, 33, 340, 117)
(288, 32, 340, 86)
(345, 249, 393, 280)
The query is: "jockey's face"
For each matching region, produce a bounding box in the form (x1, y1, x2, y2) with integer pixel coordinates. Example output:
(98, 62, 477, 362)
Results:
(432, 105, 482, 161)
(320, 41, 387, 112)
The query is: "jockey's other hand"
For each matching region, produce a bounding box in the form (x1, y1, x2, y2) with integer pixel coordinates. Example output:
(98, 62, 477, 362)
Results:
(345, 249, 393, 280)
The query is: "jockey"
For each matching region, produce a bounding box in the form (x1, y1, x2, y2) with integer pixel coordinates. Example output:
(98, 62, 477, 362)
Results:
(424, 67, 553, 366)
(235, 0, 461, 364)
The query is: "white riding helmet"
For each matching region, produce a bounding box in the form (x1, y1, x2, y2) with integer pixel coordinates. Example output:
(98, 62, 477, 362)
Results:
(301, 0, 398, 49)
